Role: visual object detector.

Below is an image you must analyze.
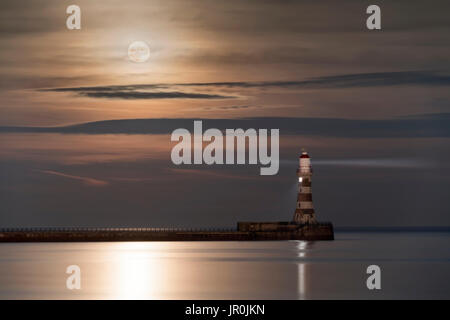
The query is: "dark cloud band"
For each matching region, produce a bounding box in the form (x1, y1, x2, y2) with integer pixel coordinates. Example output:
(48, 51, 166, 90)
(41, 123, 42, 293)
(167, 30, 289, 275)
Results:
(40, 71, 450, 100)
(78, 91, 233, 100)
(1, 113, 449, 138)
(178, 71, 450, 88)
(41, 86, 233, 100)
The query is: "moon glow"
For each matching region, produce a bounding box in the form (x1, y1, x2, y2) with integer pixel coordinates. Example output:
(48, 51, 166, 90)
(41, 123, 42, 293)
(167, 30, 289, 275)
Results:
(128, 41, 150, 63)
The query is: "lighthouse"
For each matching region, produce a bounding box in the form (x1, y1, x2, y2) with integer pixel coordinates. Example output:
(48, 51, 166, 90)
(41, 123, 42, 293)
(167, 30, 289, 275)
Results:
(293, 151, 317, 224)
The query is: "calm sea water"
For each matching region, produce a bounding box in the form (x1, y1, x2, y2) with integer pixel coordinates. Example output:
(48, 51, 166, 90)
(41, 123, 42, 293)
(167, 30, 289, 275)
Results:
(0, 232, 449, 299)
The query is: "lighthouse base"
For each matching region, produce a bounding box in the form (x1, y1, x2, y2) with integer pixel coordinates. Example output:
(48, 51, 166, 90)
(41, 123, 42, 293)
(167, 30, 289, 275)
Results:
(237, 221, 334, 240)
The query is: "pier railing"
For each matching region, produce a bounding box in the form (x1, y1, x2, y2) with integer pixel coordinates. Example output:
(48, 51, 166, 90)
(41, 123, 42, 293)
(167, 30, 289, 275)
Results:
(0, 222, 333, 233)
(0, 227, 237, 233)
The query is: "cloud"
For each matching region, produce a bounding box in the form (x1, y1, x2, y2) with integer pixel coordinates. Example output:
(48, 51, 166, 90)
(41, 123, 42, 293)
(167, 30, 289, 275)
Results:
(202, 105, 251, 111)
(41, 85, 234, 100)
(44, 85, 164, 92)
(177, 71, 450, 89)
(37, 170, 109, 187)
(312, 159, 433, 168)
(40, 71, 450, 100)
(81, 91, 233, 100)
(2, 113, 450, 138)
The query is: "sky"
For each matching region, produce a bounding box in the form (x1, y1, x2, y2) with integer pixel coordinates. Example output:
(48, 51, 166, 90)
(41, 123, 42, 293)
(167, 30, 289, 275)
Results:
(0, 0, 449, 227)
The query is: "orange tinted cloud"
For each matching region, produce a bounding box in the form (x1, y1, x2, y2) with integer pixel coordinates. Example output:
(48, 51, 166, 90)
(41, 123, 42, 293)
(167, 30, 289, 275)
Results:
(38, 169, 109, 187)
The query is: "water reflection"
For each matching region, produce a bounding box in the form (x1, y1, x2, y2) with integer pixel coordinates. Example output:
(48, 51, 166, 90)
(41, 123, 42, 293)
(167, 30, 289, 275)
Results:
(110, 242, 168, 300)
(296, 241, 312, 300)
(0, 241, 314, 299)
(0, 233, 449, 299)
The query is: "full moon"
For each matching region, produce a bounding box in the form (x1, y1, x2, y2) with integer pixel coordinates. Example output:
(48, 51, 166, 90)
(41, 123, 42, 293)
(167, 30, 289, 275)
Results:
(128, 41, 150, 63)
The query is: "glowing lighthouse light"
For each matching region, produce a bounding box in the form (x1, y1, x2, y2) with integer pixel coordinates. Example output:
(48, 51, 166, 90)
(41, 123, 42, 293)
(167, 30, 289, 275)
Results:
(293, 150, 317, 225)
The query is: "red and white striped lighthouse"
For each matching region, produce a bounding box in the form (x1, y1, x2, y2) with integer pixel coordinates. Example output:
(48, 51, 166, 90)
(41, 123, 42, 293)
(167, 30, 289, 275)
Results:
(293, 151, 317, 224)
